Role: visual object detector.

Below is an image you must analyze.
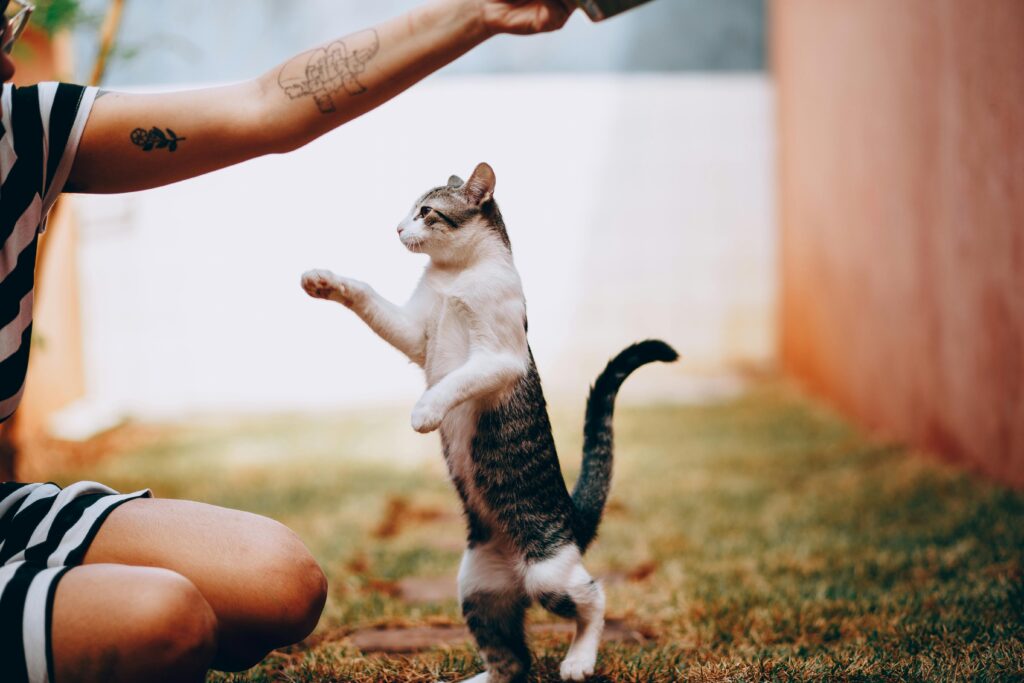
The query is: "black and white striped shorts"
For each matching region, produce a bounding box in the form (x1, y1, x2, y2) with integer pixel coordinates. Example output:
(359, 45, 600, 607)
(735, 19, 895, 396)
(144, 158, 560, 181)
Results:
(0, 481, 150, 683)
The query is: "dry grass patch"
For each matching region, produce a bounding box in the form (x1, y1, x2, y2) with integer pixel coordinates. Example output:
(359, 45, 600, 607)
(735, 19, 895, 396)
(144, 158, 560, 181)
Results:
(46, 384, 1024, 682)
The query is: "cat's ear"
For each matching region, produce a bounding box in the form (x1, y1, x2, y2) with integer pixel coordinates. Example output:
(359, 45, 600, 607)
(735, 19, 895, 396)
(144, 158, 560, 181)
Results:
(447, 175, 464, 188)
(463, 163, 495, 205)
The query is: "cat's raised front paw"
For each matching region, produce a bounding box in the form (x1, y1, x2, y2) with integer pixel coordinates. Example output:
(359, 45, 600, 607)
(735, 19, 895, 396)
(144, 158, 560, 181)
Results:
(301, 269, 363, 306)
(301, 269, 342, 299)
(410, 398, 445, 433)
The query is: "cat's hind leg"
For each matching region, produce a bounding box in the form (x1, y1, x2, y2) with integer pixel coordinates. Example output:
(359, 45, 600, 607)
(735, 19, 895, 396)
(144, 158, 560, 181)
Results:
(457, 543, 531, 683)
(524, 545, 605, 682)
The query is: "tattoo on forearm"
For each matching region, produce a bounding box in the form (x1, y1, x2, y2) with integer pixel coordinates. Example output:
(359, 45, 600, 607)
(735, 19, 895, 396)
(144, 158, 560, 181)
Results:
(130, 126, 186, 152)
(277, 29, 380, 114)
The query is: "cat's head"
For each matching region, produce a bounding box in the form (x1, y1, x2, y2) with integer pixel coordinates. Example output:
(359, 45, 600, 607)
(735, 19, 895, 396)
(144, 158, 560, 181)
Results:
(397, 162, 510, 263)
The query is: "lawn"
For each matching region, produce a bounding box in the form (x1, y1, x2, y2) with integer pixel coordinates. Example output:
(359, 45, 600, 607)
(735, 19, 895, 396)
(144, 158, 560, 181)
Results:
(49, 384, 1024, 682)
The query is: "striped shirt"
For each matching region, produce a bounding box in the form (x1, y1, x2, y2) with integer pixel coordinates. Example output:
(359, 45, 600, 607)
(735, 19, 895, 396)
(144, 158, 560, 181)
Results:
(0, 82, 97, 422)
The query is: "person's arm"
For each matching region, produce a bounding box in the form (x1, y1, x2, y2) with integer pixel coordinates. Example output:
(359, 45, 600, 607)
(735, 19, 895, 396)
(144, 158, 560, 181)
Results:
(66, 0, 574, 194)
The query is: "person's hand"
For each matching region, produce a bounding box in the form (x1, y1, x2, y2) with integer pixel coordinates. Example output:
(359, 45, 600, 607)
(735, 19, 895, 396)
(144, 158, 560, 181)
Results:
(477, 0, 576, 36)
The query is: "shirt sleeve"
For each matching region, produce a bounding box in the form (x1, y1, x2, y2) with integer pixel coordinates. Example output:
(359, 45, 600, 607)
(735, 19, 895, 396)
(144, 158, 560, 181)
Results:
(6, 82, 98, 227)
(36, 83, 98, 217)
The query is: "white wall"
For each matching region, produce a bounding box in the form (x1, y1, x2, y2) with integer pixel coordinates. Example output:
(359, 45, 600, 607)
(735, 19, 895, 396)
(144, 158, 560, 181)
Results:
(68, 74, 774, 422)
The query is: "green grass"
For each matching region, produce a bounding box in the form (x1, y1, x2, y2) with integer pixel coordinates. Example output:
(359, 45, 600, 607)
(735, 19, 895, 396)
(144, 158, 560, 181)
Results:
(51, 385, 1024, 682)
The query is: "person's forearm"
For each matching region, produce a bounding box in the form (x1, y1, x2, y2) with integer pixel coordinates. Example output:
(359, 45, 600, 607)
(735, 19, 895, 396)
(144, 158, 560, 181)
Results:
(257, 0, 489, 152)
(68, 0, 572, 194)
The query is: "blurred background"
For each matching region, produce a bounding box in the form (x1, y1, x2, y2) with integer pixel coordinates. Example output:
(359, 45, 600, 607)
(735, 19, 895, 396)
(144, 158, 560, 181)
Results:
(7, 0, 1024, 482)
(10, 0, 1020, 488)
(11, 0, 774, 454)
(4, 2, 1023, 679)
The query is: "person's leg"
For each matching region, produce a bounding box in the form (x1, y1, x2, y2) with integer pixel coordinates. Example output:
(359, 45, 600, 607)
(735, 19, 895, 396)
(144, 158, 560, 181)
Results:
(81, 498, 327, 671)
(51, 564, 217, 683)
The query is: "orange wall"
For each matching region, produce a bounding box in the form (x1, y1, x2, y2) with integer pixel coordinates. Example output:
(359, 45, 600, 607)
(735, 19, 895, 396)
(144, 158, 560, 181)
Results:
(10, 28, 86, 453)
(773, 1, 1024, 485)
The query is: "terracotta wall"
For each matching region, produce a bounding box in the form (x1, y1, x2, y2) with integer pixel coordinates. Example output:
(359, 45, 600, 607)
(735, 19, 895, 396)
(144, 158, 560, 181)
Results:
(773, 1, 1024, 485)
(11, 28, 86, 451)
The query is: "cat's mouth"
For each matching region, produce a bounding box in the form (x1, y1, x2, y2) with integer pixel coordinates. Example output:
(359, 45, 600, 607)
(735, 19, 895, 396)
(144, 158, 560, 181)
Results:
(401, 234, 427, 251)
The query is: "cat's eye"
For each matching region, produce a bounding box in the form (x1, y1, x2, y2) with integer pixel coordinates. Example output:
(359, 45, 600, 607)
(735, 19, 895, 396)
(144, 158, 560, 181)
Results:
(419, 206, 432, 218)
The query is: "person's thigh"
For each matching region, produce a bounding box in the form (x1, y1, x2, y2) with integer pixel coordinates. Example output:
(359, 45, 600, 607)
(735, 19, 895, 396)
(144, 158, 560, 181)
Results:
(81, 498, 327, 670)
(52, 564, 216, 683)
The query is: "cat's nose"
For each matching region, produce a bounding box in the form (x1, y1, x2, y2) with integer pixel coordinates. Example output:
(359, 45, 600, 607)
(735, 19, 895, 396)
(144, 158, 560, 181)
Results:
(397, 226, 404, 235)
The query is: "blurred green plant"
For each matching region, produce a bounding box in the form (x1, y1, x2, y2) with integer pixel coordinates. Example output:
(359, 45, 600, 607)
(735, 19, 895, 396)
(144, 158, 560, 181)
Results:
(33, 0, 87, 35)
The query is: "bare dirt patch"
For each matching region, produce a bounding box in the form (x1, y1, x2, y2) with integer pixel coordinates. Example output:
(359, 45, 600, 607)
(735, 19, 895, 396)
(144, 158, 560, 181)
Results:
(395, 567, 660, 604)
(373, 495, 454, 538)
(396, 576, 456, 603)
(347, 618, 647, 654)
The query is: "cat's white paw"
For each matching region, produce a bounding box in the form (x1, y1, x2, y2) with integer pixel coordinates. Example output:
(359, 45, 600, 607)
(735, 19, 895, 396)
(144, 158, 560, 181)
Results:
(559, 652, 596, 681)
(301, 269, 364, 306)
(301, 269, 343, 299)
(435, 674, 487, 683)
(443, 673, 487, 683)
(410, 398, 445, 433)
(444, 674, 487, 683)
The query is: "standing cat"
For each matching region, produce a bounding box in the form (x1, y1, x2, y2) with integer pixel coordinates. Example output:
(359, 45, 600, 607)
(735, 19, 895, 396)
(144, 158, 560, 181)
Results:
(301, 163, 677, 682)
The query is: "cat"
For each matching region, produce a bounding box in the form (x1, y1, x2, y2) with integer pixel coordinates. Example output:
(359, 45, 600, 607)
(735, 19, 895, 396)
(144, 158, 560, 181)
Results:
(301, 162, 677, 682)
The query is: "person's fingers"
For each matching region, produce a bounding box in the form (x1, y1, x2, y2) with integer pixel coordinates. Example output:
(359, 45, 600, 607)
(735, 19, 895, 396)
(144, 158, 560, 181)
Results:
(491, 0, 574, 35)
(541, 0, 573, 31)
(557, 0, 577, 15)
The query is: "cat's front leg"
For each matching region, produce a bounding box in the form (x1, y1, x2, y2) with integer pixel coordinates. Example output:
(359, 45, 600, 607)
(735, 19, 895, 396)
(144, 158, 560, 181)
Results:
(301, 268, 427, 364)
(410, 352, 524, 433)
(410, 391, 448, 433)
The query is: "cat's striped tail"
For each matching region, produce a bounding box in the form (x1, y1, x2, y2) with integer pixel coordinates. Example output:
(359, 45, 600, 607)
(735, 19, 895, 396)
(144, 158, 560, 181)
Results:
(572, 339, 678, 551)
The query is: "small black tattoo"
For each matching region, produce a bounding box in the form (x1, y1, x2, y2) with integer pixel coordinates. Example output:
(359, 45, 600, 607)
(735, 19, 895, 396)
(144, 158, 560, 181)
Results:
(277, 29, 380, 114)
(130, 126, 186, 152)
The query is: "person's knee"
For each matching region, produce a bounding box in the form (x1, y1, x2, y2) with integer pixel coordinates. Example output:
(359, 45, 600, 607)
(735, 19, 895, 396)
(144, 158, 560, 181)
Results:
(130, 568, 218, 673)
(279, 541, 328, 642)
(250, 519, 328, 643)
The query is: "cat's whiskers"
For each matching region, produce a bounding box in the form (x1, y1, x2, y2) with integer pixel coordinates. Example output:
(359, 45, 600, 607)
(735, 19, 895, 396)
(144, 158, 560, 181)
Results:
(401, 234, 428, 251)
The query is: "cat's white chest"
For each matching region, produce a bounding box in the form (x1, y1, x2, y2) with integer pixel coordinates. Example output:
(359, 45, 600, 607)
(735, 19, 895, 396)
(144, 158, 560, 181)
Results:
(424, 295, 471, 387)
(412, 260, 527, 523)
(422, 291, 483, 505)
